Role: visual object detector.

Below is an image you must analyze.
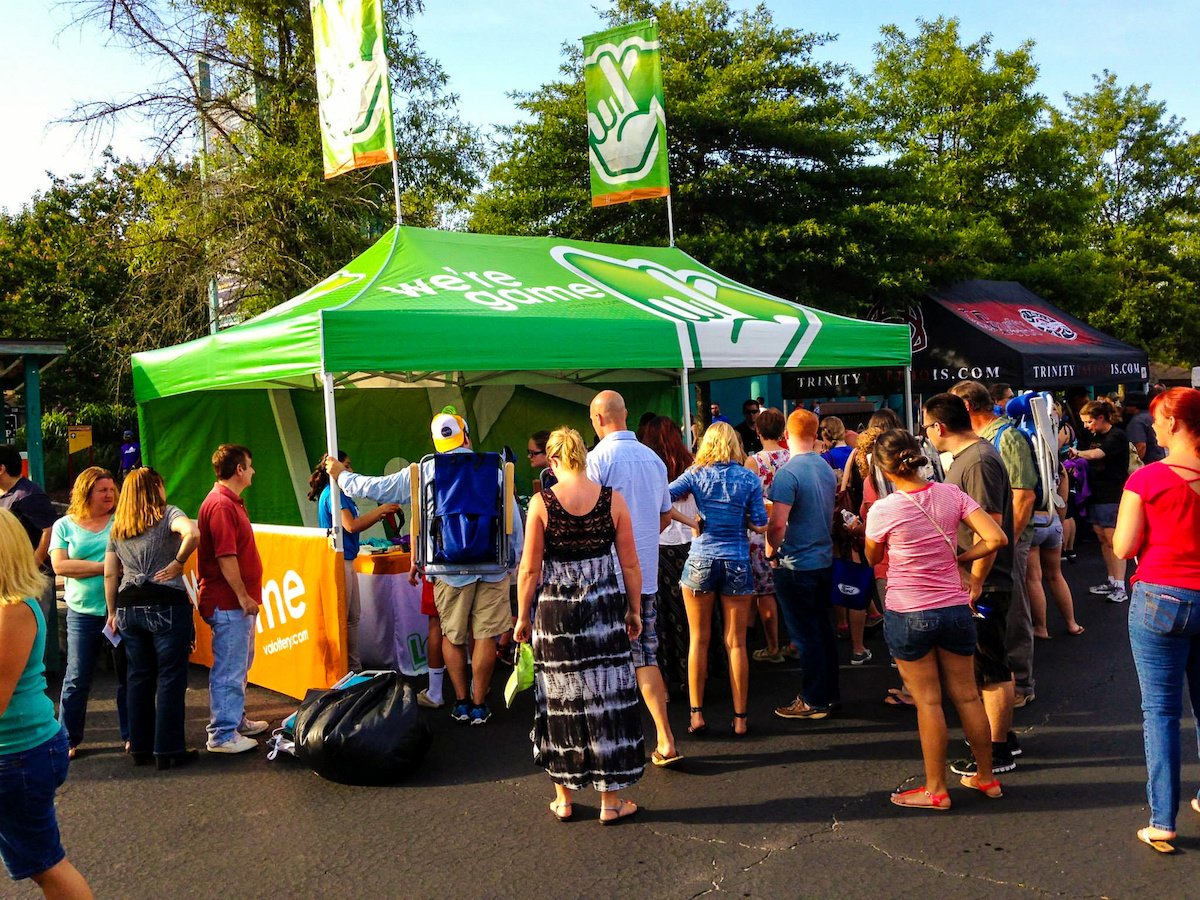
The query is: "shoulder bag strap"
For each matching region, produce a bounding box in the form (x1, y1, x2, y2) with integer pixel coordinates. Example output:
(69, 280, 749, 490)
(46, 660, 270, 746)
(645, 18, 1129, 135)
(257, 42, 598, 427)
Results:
(896, 489, 957, 553)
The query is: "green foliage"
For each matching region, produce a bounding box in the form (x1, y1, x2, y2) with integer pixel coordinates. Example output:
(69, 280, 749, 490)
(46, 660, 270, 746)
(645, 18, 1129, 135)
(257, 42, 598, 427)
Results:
(472, 0, 883, 314)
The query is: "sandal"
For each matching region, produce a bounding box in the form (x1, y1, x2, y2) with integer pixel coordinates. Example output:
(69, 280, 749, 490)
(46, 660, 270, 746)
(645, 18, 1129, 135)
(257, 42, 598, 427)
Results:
(599, 798, 638, 825)
(960, 775, 1003, 798)
(883, 688, 916, 708)
(1137, 827, 1175, 853)
(651, 750, 684, 768)
(1067, 625, 1085, 636)
(687, 707, 708, 735)
(890, 787, 951, 811)
(752, 648, 785, 663)
(549, 800, 573, 823)
(731, 711, 749, 738)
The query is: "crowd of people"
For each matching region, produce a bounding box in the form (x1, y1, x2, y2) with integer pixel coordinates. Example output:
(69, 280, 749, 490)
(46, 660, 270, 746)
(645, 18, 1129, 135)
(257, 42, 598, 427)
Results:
(2, 382, 1199, 894)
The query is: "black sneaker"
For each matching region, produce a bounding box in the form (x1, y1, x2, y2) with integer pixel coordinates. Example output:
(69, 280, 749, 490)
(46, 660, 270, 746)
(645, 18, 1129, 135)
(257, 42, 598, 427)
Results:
(951, 744, 1016, 776)
(1007, 731, 1023, 757)
(962, 734, 1023, 757)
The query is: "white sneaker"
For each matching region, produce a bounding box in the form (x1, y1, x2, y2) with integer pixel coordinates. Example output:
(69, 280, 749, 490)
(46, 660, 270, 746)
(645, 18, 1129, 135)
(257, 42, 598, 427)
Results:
(416, 689, 444, 709)
(1088, 582, 1113, 596)
(207, 734, 258, 754)
(1107, 587, 1128, 604)
(238, 719, 270, 737)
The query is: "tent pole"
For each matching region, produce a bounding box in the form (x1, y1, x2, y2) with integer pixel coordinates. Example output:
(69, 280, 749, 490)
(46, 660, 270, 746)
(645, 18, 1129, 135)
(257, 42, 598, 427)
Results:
(391, 157, 403, 226)
(679, 367, 692, 447)
(903, 366, 915, 432)
(666, 194, 675, 247)
(321, 372, 344, 553)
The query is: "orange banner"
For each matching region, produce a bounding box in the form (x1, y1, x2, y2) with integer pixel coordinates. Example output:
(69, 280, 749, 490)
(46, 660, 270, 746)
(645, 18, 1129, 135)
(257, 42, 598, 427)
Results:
(184, 525, 346, 700)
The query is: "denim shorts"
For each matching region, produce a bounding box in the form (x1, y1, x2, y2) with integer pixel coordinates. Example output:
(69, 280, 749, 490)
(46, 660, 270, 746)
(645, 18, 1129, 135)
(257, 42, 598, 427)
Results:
(0, 727, 69, 881)
(1088, 502, 1120, 529)
(629, 593, 659, 669)
(883, 605, 977, 662)
(680, 556, 753, 596)
(1031, 517, 1063, 549)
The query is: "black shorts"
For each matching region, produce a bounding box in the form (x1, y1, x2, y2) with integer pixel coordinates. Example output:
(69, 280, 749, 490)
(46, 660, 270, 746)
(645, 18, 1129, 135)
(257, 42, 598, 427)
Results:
(973, 589, 1012, 687)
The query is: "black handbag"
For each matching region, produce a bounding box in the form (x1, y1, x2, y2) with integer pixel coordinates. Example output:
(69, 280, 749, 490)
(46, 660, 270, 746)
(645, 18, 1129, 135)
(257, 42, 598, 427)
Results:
(294, 671, 432, 785)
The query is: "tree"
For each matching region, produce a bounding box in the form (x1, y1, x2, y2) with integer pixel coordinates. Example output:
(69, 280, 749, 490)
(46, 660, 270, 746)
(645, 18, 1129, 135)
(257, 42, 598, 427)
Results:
(472, 0, 889, 313)
(852, 16, 1091, 299)
(64, 0, 484, 321)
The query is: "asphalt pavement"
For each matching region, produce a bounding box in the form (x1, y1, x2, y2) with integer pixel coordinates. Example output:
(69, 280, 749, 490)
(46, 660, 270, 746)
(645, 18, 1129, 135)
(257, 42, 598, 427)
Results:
(13, 543, 1199, 899)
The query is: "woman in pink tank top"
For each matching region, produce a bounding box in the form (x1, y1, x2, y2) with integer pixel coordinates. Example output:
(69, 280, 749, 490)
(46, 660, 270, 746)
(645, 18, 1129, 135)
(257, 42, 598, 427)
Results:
(1113, 388, 1200, 853)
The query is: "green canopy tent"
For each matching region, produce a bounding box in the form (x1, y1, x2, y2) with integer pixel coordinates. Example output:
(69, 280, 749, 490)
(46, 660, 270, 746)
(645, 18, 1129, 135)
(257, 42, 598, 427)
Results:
(132, 226, 912, 528)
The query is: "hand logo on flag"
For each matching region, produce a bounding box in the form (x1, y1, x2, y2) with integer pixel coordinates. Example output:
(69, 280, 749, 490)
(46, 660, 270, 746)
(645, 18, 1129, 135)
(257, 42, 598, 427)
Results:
(551, 246, 821, 368)
(586, 37, 666, 185)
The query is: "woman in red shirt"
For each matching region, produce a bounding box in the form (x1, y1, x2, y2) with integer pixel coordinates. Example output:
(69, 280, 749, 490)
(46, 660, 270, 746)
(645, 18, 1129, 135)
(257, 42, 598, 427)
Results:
(1113, 387, 1200, 853)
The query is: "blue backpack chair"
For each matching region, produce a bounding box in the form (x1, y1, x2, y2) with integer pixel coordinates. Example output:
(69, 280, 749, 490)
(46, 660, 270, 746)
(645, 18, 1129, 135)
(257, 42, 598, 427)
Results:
(410, 451, 515, 576)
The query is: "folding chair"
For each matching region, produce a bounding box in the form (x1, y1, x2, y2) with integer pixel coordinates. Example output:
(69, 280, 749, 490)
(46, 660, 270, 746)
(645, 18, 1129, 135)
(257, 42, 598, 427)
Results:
(409, 452, 515, 576)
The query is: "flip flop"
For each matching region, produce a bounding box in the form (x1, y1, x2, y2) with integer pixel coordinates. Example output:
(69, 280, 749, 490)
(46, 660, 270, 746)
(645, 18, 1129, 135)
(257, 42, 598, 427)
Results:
(1137, 828, 1175, 853)
(651, 750, 684, 768)
(599, 798, 638, 825)
(883, 688, 916, 708)
(1067, 625, 1086, 636)
(890, 788, 951, 811)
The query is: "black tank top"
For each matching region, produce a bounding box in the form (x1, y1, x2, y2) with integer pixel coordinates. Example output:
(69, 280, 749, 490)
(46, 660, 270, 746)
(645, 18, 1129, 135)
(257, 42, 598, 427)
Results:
(542, 486, 615, 562)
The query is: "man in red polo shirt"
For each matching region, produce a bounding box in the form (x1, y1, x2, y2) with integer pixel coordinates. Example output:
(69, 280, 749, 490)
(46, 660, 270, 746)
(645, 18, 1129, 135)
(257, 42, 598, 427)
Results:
(197, 444, 268, 754)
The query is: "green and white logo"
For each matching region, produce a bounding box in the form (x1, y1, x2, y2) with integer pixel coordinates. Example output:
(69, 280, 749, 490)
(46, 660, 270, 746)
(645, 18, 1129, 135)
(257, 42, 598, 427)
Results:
(310, 0, 396, 178)
(550, 246, 821, 368)
(583, 20, 670, 207)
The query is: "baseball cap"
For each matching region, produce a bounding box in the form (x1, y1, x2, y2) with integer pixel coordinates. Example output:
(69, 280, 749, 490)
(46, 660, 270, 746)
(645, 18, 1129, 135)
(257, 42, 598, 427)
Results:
(431, 406, 468, 452)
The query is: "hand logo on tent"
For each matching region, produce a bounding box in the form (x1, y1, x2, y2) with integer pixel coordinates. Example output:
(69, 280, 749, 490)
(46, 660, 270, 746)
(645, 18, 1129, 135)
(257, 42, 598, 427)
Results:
(585, 35, 666, 185)
(297, 270, 365, 302)
(550, 246, 821, 369)
(1019, 309, 1076, 341)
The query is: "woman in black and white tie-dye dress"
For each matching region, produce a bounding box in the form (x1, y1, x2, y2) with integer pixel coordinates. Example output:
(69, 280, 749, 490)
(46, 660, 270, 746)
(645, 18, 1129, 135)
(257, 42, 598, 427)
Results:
(515, 427, 645, 825)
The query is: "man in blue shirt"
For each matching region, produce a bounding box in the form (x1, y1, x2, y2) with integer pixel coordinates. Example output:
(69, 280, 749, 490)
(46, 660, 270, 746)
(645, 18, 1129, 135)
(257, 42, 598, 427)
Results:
(328, 409, 522, 727)
(587, 390, 680, 765)
(767, 409, 838, 719)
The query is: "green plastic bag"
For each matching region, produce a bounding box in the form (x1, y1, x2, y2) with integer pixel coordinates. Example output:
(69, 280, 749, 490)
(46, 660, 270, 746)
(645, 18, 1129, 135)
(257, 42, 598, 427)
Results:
(504, 642, 535, 708)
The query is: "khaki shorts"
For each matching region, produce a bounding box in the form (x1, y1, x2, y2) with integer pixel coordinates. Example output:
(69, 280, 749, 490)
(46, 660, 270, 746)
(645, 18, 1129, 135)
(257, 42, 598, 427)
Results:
(433, 576, 512, 646)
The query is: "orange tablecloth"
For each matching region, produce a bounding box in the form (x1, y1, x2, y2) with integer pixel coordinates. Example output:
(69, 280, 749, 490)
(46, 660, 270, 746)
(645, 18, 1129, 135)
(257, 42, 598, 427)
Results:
(353, 549, 411, 576)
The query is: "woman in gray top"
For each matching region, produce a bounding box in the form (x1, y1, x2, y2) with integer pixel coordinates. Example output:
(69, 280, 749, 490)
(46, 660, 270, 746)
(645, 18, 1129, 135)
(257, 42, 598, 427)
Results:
(104, 468, 200, 770)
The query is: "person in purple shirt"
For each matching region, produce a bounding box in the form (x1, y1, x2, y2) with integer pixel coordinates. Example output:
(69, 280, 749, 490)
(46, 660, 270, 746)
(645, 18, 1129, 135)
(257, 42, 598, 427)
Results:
(118, 432, 141, 478)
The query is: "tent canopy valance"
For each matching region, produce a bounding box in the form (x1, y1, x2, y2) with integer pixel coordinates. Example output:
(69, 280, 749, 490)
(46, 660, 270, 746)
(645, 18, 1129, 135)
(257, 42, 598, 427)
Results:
(132, 226, 911, 402)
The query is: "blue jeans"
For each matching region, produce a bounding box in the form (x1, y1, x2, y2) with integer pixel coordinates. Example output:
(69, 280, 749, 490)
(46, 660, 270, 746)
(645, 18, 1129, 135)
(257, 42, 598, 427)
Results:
(117, 604, 193, 756)
(59, 610, 128, 747)
(0, 727, 69, 881)
(774, 566, 839, 708)
(203, 608, 256, 745)
(1128, 580, 1200, 832)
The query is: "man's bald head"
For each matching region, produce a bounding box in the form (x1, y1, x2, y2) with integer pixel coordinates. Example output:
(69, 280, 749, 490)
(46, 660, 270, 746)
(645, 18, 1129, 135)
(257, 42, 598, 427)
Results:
(590, 390, 628, 438)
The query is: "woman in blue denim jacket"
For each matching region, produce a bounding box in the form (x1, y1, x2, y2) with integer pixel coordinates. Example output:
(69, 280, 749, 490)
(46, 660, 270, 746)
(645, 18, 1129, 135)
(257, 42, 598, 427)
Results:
(669, 422, 767, 736)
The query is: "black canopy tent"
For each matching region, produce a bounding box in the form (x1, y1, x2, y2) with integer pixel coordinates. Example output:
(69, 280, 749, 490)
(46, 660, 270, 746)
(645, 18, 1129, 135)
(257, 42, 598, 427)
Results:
(783, 280, 1149, 398)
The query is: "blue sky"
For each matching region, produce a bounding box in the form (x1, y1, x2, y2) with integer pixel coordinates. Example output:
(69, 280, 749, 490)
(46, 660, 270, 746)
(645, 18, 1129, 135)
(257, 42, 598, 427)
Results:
(3, 0, 1197, 211)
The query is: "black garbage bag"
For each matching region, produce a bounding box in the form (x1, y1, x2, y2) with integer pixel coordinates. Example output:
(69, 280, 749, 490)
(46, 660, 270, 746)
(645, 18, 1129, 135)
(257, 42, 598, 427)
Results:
(294, 672, 432, 785)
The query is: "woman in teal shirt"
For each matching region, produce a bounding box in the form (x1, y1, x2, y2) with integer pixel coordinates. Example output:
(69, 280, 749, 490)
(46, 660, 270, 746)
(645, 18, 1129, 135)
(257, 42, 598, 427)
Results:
(50, 467, 126, 757)
(0, 508, 92, 896)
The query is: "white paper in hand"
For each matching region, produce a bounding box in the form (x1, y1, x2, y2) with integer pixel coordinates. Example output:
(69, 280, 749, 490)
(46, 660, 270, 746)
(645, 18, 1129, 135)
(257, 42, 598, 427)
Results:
(102, 621, 121, 647)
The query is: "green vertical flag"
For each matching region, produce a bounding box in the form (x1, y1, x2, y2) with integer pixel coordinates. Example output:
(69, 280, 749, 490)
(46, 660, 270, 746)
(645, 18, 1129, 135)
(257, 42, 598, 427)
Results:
(583, 19, 670, 207)
(310, 0, 397, 179)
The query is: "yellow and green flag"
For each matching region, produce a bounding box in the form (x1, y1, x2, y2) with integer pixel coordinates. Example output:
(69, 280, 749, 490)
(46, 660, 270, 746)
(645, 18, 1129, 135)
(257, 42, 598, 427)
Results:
(310, 0, 396, 179)
(583, 20, 671, 207)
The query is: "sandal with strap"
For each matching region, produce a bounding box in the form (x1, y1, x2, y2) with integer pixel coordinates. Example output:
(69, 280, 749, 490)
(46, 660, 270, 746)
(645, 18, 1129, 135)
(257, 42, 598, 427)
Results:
(731, 711, 749, 738)
(599, 798, 638, 826)
(687, 707, 708, 735)
(549, 799, 573, 823)
(960, 775, 1003, 798)
(1137, 827, 1175, 853)
(890, 787, 951, 811)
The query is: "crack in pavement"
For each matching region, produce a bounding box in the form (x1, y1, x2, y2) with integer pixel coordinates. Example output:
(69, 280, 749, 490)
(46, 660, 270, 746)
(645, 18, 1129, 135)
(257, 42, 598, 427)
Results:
(857, 838, 1071, 896)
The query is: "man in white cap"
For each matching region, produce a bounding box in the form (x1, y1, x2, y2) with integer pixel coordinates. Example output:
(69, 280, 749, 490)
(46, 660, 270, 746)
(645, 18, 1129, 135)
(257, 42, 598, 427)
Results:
(327, 407, 522, 726)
